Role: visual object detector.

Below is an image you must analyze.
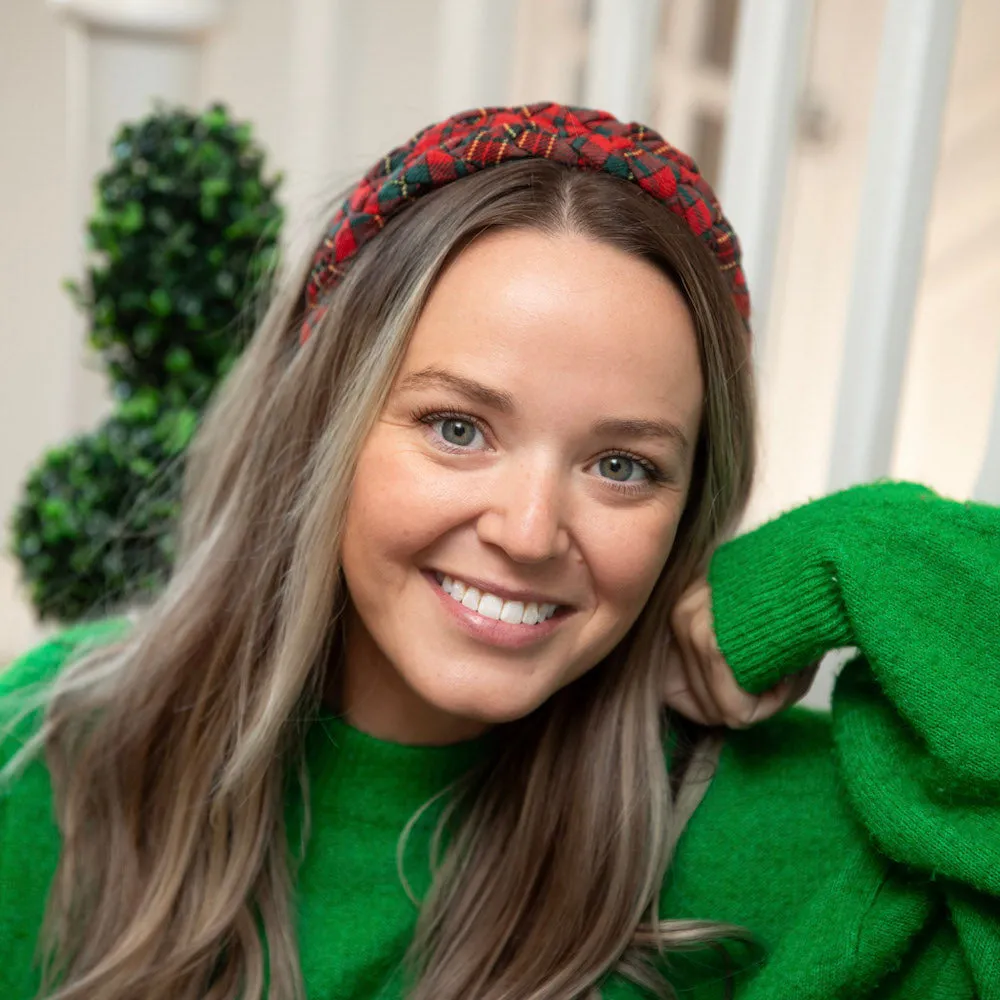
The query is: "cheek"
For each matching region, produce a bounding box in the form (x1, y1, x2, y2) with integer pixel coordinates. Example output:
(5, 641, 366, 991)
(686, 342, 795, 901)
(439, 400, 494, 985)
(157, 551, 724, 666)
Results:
(588, 510, 681, 613)
(343, 431, 452, 566)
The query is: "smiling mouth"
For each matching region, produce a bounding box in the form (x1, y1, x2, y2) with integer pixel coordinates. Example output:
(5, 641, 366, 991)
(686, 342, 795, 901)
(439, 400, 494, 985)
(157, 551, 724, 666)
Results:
(432, 571, 564, 626)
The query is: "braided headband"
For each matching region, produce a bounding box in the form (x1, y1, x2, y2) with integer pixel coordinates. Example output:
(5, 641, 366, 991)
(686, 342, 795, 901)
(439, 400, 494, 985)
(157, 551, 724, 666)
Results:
(301, 102, 749, 343)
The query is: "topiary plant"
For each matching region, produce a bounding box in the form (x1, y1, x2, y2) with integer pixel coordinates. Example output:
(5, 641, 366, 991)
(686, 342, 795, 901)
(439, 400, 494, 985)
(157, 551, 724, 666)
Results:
(12, 103, 283, 622)
(11, 395, 196, 622)
(68, 102, 283, 410)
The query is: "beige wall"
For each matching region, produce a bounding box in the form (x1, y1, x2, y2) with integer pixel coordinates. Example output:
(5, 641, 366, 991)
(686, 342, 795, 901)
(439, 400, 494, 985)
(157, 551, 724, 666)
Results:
(0, 0, 75, 655)
(1, 0, 997, 685)
(743, 0, 1000, 528)
(894, 0, 1000, 494)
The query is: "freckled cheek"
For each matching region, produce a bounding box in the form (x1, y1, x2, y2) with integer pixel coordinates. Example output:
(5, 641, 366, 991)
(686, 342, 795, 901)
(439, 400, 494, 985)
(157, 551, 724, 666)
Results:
(588, 514, 681, 611)
(347, 439, 471, 558)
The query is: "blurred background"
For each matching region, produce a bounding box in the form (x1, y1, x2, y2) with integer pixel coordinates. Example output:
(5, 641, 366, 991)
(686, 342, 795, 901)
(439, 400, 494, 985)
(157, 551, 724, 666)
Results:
(1, 0, 998, 704)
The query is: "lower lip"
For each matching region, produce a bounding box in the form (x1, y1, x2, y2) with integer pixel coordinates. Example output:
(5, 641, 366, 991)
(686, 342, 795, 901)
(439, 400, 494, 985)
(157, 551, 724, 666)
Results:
(423, 571, 571, 650)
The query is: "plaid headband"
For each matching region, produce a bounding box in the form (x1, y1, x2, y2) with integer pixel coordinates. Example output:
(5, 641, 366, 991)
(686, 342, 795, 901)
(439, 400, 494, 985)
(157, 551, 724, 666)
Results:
(301, 102, 749, 342)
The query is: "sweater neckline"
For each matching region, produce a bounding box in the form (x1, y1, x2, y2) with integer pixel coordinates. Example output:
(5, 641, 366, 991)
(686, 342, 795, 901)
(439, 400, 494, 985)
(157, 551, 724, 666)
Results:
(314, 713, 490, 775)
(304, 713, 492, 827)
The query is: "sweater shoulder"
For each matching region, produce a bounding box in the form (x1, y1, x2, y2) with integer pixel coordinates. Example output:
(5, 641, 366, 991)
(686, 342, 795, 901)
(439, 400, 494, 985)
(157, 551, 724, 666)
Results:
(1, 617, 131, 764)
(1, 617, 131, 694)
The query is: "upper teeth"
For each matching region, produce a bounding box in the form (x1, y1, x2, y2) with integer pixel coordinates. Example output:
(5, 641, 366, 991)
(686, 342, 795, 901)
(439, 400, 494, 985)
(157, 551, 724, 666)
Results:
(435, 573, 559, 625)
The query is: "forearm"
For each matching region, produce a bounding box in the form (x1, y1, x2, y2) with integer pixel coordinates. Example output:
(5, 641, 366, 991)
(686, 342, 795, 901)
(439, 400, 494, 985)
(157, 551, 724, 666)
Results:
(707, 481, 1000, 694)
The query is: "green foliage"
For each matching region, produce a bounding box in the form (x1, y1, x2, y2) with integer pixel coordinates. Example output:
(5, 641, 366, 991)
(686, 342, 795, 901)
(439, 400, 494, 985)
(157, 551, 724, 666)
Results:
(67, 102, 283, 409)
(11, 395, 196, 622)
(12, 103, 283, 621)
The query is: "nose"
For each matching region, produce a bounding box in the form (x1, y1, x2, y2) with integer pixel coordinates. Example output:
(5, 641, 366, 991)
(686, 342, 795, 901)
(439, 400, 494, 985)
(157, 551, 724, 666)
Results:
(476, 456, 571, 563)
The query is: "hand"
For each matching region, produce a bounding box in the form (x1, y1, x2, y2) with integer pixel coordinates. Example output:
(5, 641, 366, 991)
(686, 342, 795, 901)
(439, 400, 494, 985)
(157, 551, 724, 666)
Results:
(664, 579, 820, 728)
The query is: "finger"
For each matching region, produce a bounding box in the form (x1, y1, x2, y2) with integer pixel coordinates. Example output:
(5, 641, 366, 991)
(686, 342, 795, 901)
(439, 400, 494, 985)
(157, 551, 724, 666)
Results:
(663, 685, 715, 727)
(677, 625, 724, 726)
(745, 676, 799, 725)
(669, 616, 720, 725)
(707, 666, 763, 729)
(746, 664, 821, 724)
(694, 616, 761, 728)
(662, 645, 715, 726)
(784, 662, 821, 705)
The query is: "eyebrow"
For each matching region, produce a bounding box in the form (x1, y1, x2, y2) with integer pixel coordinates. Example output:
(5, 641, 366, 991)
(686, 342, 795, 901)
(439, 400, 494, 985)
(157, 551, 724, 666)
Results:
(397, 366, 691, 456)
(397, 367, 516, 413)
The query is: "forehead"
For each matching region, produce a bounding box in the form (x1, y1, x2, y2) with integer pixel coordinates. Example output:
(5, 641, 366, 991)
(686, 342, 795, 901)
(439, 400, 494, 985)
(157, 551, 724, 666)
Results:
(398, 229, 704, 431)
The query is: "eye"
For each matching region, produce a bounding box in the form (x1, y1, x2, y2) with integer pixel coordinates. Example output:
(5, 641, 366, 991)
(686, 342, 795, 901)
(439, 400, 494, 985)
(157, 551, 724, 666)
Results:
(596, 455, 646, 483)
(590, 452, 668, 493)
(414, 409, 488, 451)
(438, 417, 481, 448)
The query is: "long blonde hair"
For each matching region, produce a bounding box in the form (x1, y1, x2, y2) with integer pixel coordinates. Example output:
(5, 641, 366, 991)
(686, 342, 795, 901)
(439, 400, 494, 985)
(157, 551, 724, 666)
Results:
(28, 160, 756, 1000)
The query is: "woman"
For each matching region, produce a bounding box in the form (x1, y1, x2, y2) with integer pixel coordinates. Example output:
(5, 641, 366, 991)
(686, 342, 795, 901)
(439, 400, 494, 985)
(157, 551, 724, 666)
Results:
(1, 104, 997, 1000)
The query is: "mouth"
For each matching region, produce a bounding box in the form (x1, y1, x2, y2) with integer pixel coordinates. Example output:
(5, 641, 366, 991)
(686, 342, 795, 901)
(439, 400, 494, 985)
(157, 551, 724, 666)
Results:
(431, 570, 569, 625)
(422, 570, 573, 649)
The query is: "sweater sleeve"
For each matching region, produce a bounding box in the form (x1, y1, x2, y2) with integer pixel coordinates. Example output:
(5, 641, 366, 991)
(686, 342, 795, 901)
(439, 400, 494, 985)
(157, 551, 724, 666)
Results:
(707, 480, 1000, 997)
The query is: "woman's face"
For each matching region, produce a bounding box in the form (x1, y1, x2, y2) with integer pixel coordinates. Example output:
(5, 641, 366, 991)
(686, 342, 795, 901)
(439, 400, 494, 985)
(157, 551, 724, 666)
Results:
(339, 228, 704, 744)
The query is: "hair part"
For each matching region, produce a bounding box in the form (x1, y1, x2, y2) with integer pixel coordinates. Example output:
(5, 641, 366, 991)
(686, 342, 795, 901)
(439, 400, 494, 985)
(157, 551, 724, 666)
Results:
(28, 159, 755, 1000)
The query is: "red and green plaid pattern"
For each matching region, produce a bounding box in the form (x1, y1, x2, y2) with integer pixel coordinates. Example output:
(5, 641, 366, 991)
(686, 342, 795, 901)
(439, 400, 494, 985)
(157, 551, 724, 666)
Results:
(301, 102, 749, 342)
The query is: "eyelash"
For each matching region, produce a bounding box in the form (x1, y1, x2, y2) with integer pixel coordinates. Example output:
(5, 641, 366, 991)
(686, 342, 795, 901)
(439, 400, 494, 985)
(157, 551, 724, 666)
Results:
(410, 406, 670, 495)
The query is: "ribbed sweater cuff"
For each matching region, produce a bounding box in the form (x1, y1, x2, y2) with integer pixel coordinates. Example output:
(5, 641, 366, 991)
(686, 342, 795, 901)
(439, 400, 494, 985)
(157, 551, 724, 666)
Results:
(708, 513, 856, 695)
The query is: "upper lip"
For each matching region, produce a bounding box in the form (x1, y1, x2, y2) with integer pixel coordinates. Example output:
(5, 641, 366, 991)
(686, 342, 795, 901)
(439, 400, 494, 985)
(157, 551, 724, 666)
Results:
(431, 570, 572, 609)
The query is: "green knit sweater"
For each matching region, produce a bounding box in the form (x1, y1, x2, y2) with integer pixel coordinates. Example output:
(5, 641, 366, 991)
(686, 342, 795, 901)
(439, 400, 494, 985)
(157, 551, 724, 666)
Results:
(1, 481, 997, 999)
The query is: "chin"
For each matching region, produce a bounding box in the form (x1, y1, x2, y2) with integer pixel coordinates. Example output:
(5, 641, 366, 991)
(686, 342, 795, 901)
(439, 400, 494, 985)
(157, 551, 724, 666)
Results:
(414, 667, 557, 728)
